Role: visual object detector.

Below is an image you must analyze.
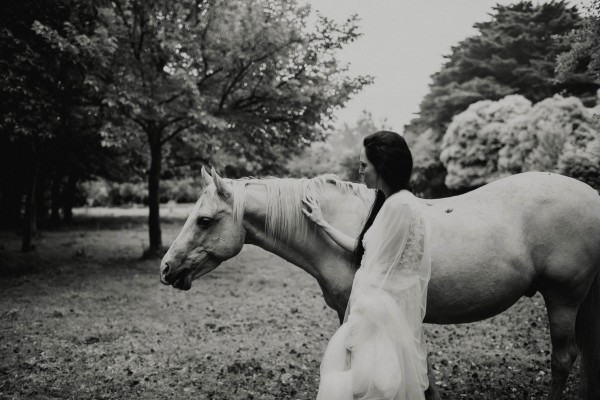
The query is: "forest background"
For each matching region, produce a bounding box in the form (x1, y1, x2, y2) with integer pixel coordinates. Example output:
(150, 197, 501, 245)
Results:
(1, 0, 599, 255)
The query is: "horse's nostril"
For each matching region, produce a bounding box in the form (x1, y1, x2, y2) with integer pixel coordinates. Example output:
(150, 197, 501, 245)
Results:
(161, 262, 170, 278)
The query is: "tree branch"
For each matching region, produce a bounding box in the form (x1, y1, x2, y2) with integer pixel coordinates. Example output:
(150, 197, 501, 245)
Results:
(217, 39, 301, 111)
(160, 122, 194, 145)
(159, 93, 184, 105)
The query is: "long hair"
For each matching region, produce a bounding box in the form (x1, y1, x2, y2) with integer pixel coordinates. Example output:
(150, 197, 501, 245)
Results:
(353, 131, 413, 267)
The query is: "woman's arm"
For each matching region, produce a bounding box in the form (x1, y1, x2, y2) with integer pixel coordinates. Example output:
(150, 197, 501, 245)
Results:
(302, 197, 357, 253)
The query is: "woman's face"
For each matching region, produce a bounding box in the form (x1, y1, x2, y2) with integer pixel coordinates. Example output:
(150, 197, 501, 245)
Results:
(359, 147, 377, 189)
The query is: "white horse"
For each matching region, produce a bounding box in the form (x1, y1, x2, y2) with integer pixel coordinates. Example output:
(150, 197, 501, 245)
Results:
(160, 168, 600, 400)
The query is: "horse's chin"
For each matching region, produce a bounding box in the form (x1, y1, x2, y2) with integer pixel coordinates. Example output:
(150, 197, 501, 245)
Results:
(172, 272, 193, 291)
(191, 260, 221, 281)
(170, 260, 221, 291)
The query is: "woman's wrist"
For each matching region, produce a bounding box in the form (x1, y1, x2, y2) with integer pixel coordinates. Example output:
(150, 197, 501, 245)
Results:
(319, 220, 332, 230)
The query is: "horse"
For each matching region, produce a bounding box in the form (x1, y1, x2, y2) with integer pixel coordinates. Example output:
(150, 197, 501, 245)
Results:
(160, 167, 600, 400)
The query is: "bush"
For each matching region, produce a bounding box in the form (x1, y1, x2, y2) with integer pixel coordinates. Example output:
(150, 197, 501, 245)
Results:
(440, 94, 600, 190)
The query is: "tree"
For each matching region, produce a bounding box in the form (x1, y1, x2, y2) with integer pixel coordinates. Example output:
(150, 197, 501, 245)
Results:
(403, 1, 598, 196)
(178, 0, 372, 175)
(439, 94, 600, 191)
(95, 0, 371, 257)
(411, 1, 593, 138)
(0, 0, 116, 250)
(556, 0, 600, 87)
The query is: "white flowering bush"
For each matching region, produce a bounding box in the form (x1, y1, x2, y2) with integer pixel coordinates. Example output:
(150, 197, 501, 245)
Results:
(440, 94, 600, 190)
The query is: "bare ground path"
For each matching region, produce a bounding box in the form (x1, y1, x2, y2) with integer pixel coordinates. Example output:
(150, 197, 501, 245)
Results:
(0, 206, 581, 399)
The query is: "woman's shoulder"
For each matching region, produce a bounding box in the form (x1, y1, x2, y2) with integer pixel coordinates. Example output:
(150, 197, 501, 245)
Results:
(385, 190, 416, 207)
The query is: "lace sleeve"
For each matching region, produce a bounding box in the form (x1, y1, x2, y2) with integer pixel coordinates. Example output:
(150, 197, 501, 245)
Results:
(361, 195, 413, 274)
(359, 192, 431, 319)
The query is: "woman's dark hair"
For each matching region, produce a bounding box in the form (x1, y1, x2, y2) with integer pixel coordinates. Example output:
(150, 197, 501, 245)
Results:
(353, 131, 413, 268)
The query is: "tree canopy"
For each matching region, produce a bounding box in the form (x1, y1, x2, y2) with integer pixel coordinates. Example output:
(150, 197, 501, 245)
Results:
(0, 0, 372, 254)
(408, 1, 595, 138)
(556, 0, 600, 86)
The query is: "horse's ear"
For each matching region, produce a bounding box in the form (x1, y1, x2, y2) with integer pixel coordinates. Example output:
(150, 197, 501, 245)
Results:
(200, 166, 212, 188)
(211, 167, 232, 199)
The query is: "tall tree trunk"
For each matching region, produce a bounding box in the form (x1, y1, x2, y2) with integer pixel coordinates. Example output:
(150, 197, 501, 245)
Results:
(34, 172, 48, 228)
(21, 159, 39, 253)
(50, 172, 62, 226)
(145, 129, 163, 258)
(62, 174, 76, 223)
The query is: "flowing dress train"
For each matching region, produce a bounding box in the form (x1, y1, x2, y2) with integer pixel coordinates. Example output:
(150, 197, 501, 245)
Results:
(317, 190, 432, 400)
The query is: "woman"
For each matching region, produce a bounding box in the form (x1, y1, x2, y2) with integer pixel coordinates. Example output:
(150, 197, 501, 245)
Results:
(302, 131, 431, 400)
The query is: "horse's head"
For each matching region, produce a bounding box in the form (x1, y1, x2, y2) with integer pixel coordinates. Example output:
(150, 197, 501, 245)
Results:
(160, 167, 245, 290)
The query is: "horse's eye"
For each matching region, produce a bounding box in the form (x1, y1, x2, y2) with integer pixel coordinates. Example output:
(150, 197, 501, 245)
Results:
(197, 217, 213, 228)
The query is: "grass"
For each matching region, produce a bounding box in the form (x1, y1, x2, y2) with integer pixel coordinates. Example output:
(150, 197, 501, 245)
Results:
(0, 205, 583, 399)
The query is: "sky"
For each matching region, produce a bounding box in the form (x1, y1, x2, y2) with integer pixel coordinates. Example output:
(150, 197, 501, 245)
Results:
(307, 0, 593, 132)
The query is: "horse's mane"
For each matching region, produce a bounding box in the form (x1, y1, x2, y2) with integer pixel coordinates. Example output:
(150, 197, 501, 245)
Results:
(229, 174, 374, 244)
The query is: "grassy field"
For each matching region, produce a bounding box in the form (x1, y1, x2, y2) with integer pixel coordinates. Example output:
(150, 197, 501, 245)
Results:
(0, 205, 582, 399)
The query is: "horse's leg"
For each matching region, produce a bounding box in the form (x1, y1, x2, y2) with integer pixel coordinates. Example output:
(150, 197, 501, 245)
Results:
(425, 355, 442, 400)
(543, 299, 580, 400)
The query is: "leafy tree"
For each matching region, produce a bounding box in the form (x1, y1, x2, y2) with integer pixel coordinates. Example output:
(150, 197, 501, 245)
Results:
(403, 1, 598, 196)
(440, 94, 600, 190)
(177, 0, 372, 174)
(556, 0, 600, 87)
(411, 1, 592, 138)
(0, 0, 116, 250)
(95, 0, 370, 257)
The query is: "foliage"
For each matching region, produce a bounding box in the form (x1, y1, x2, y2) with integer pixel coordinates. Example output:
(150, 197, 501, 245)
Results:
(440, 95, 533, 189)
(402, 1, 598, 197)
(80, 178, 207, 206)
(286, 111, 388, 181)
(440, 94, 600, 190)
(0, 0, 124, 250)
(406, 129, 452, 198)
(556, 0, 600, 88)
(179, 0, 372, 174)
(95, 0, 371, 171)
(409, 1, 591, 138)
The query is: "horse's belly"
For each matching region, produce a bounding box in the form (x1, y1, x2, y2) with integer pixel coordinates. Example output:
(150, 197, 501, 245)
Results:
(424, 275, 530, 324)
(423, 223, 534, 324)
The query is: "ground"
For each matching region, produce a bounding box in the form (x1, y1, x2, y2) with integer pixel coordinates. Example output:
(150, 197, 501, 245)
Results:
(0, 205, 583, 399)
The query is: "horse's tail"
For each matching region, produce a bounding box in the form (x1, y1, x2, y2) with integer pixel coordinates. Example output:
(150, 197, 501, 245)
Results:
(575, 268, 600, 399)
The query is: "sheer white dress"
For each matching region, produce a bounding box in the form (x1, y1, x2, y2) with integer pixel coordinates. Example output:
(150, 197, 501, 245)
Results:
(316, 190, 432, 400)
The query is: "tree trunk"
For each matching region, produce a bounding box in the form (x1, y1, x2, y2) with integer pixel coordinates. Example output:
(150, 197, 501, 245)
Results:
(145, 129, 163, 258)
(50, 172, 62, 226)
(62, 174, 76, 223)
(34, 172, 48, 228)
(21, 162, 38, 253)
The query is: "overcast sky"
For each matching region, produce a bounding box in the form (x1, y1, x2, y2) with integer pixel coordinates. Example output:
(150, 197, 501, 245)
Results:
(307, 0, 593, 132)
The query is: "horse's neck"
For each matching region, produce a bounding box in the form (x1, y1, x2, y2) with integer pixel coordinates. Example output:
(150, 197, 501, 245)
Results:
(241, 184, 332, 276)
(241, 183, 366, 314)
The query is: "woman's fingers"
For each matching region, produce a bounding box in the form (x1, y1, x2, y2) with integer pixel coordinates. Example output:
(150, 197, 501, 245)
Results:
(301, 199, 312, 211)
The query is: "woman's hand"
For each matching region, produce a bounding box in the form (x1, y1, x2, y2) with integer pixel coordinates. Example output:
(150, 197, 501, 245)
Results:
(302, 195, 357, 253)
(302, 196, 327, 227)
